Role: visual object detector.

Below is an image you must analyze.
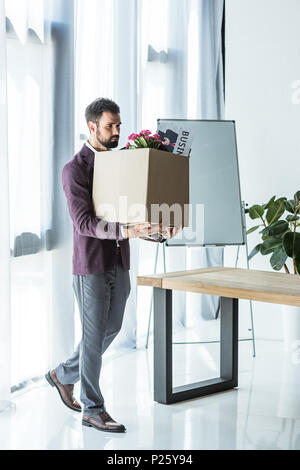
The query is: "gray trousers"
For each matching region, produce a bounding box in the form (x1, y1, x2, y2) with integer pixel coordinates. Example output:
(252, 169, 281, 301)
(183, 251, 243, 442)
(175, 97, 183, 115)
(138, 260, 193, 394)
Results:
(54, 254, 131, 416)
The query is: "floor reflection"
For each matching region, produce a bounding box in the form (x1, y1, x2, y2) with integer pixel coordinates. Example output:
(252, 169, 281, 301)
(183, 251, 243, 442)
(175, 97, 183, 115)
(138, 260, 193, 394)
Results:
(1, 340, 300, 449)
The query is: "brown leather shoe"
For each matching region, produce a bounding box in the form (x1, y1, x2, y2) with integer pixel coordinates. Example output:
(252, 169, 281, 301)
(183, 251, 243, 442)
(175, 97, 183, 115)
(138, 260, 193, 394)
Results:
(82, 411, 126, 433)
(45, 370, 81, 413)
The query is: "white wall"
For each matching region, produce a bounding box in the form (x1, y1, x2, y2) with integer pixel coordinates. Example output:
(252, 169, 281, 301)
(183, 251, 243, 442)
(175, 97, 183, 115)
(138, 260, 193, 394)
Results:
(225, 0, 300, 340)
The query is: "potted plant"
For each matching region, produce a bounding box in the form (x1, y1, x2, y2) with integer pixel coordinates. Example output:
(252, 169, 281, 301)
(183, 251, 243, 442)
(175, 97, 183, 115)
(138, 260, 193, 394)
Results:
(125, 129, 174, 151)
(245, 191, 300, 350)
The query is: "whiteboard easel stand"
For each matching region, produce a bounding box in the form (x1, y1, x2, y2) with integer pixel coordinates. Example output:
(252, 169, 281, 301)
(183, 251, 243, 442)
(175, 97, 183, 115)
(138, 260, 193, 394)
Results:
(234, 201, 256, 357)
(145, 242, 166, 350)
(145, 201, 256, 358)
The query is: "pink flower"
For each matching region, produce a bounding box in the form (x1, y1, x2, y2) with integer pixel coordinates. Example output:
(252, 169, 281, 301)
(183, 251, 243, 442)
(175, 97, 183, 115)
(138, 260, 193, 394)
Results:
(145, 136, 150, 140)
(152, 134, 160, 139)
(126, 142, 130, 148)
(128, 133, 139, 140)
(139, 129, 151, 136)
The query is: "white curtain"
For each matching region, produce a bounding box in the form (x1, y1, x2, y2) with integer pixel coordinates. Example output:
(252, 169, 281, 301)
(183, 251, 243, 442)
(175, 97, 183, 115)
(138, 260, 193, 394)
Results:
(196, 0, 225, 118)
(75, 0, 138, 150)
(0, 0, 75, 394)
(5, 0, 44, 44)
(0, 0, 12, 412)
(75, 0, 225, 351)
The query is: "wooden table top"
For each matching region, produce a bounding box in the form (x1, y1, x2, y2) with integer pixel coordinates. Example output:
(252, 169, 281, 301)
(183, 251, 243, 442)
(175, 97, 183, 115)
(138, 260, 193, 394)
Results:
(137, 267, 300, 307)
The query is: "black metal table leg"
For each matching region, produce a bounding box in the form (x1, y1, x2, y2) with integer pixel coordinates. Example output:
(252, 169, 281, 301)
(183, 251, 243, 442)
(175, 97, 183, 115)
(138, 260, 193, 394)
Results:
(153, 287, 238, 404)
(220, 296, 239, 387)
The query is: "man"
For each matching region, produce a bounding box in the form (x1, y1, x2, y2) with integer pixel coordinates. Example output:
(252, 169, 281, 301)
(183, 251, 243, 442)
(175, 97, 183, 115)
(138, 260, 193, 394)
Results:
(45, 98, 181, 434)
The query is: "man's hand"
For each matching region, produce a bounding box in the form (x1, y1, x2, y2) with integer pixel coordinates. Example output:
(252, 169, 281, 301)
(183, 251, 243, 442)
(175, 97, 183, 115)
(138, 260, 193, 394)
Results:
(161, 225, 183, 239)
(123, 223, 164, 239)
(122, 223, 183, 240)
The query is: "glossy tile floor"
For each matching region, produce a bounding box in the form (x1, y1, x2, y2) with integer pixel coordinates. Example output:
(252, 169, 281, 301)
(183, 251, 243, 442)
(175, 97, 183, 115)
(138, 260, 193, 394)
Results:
(1, 335, 300, 450)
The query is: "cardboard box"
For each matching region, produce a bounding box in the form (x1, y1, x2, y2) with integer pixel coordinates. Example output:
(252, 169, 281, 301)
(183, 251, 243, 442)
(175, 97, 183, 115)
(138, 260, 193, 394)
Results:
(92, 148, 190, 227)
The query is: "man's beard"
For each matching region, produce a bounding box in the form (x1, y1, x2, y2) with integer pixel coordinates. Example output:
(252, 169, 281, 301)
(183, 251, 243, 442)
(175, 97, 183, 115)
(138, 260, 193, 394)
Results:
(96, 131, 119, 149)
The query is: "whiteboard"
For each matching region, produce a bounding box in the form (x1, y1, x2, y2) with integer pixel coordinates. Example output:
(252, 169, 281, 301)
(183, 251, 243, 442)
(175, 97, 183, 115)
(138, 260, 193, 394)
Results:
(157, 119, 245, 246)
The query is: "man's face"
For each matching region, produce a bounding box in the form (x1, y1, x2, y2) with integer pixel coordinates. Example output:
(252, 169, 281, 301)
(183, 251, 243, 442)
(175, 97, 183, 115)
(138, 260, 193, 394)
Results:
(91, 111, 122, 149)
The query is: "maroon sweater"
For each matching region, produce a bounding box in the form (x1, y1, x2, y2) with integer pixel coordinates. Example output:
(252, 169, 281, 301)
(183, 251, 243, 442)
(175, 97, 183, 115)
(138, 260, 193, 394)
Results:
(62, 144, 129, 274)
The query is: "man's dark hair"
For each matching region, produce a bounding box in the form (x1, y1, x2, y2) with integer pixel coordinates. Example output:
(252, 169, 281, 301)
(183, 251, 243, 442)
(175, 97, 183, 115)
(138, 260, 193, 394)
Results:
(85, 98, 120, 126)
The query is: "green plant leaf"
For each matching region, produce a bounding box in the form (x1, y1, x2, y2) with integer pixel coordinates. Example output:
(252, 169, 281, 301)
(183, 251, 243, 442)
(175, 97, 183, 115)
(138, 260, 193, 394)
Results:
(260, 225, 270, 236)
(268, 220, 289, 236)
(260, 237, 283, 255)
(286, 215, 300, 222)
(136, 136, 148, 148)
(246, 225, 261, 235)
(294, 191, 300, 205)
(263, 195, 276, 210)
(282, 231, 300, 258)
(270, 248, 288, 271)
(261, 220, 289, 237)
(266, 197, 287, 225)
(248, 205, 265, 220)
(248, 243, 262, 260)
(284, 199, 296, 214)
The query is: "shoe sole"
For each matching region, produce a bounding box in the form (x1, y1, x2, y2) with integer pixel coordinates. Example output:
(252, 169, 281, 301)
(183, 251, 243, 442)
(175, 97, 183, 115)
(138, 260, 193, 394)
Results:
(45, 371, 82, 413)
(82, 419, 126, 433)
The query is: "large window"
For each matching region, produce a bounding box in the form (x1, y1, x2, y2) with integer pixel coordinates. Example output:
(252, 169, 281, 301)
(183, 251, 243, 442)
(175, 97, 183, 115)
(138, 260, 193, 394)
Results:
(5, 0, 75, 389)
(6, 24, 53, 386)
